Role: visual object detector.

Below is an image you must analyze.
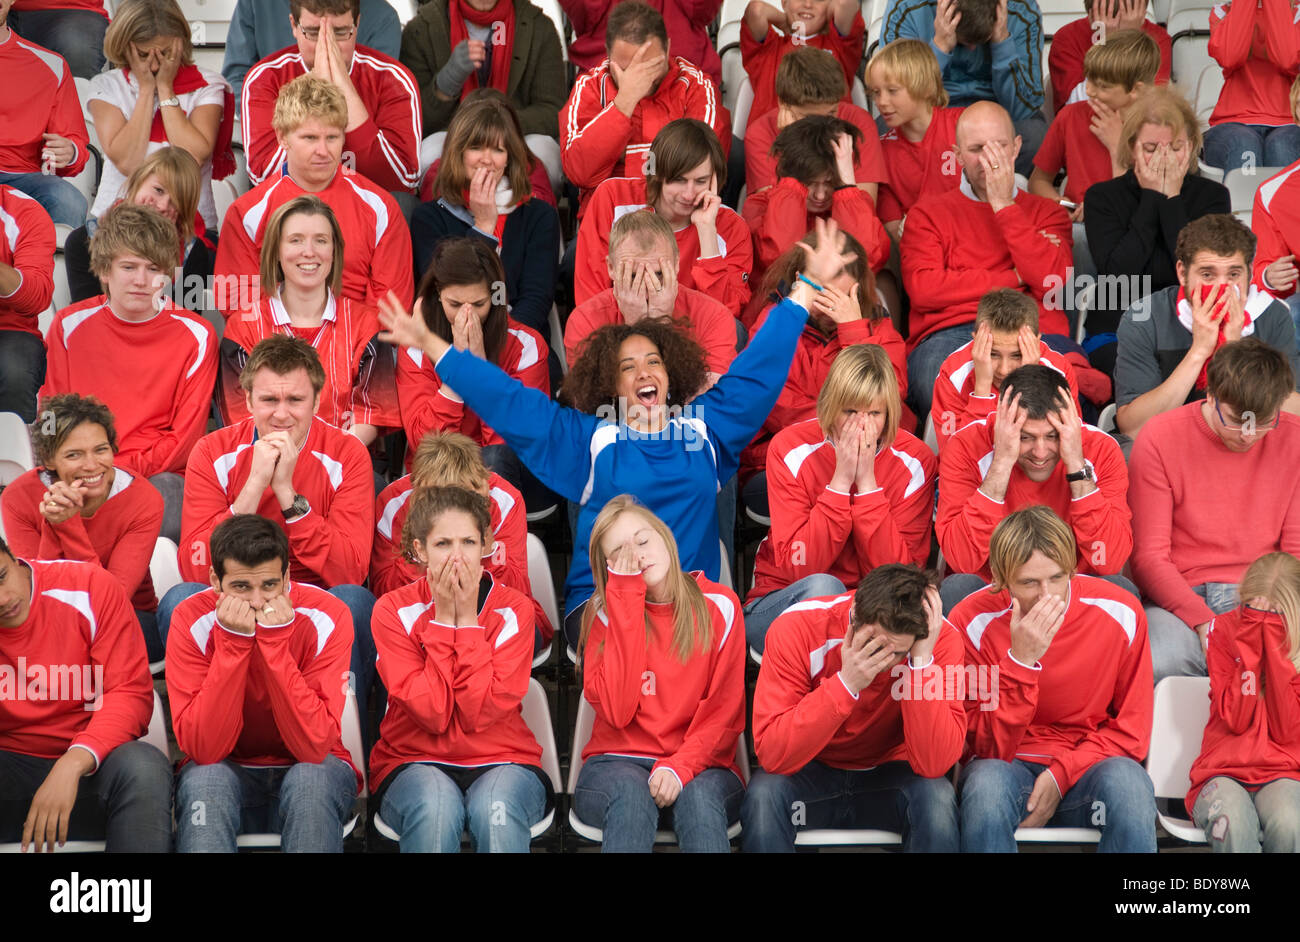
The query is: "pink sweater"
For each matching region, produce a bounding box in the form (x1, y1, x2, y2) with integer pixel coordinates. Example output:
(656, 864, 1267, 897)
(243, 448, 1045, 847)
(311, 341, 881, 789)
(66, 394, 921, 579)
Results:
(1128, 401, 1300, 628)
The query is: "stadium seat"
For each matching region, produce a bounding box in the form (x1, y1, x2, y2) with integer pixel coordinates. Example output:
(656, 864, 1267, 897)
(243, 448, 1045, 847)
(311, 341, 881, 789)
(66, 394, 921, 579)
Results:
(371, 678, 562, 845)
(1147, 676, 1210, 844)
(176, 0, 239, 46)
(533, 0, 570, 62)
(548, 303, 567, 374)
(388, 0, 418, 24)
(1098, 401, 1117, 434)
(1170, 33, 1211, 85)
(566, 693, 751, 845)
(0, 411, 34, 487)
(922, 412, 938, 454)
(730, 74, 755, 135)
(1152, 0, 1172, 23)
(51, 252, 70, 317)
(717, 19, 745, 115)
(1192, 63, 1224, 125)
(1074, 279, 1095, 344)
(1224, 166, 1284, 215)
(148, 537, 182, 674)
(526, 532, 559, 669)
(864, 0, 887, 54)
(0, 690, 171, 854)
(235, 688, 366, 849)
(213, 177, 238, 231)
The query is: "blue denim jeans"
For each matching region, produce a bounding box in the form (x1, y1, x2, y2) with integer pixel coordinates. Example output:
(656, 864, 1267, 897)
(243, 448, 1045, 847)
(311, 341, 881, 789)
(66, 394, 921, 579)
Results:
(175, 755, 357, 852)
(741, 760, 959, 852)
(959, 756, 1156, 852)
(743, 573, 847, 655)
(0, 329, 46, 423)
(378, 762, 547, 853)
(0, 170, 87, 228)
(0, 741, 173, 851)
(1193, 776, 1300, 853)
(1203, 123, 1300, 174)
(7, 9, 107, 79)
(1144, 581, 1239, 686)
(574, 754, 744, 852)
(908, 324, 974, 424)
(1286, 293, 1300, 348)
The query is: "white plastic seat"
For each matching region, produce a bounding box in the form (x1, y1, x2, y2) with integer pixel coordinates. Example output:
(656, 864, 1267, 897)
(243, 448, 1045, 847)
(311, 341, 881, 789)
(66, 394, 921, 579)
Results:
(1074, 279, 1095, 344)
(148, 536, 183, 673)
(1170, 33, 1210, 85)
(0, 411, 35, 486)
(548, 303, 567, 375)
(176, 0, 239, 45)
(525, 532, 558, 669)
(1147, 676, 1211, 844)
(532, 0, 569, 61)
(1224, 166, 1285, 215)
(566, 694, 750, 844)
(372, 678, 562, 845)
(922, 413, 938, 454)
(1098, 402, 1117, 435)
(1193, 63, 1224, 125)
(212, 177, 238, 231)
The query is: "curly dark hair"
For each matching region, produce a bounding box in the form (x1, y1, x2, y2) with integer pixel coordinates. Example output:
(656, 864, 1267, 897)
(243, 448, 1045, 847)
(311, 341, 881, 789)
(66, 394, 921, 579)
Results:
(32, 393, 119, 468)
(559, 318, 710, 415)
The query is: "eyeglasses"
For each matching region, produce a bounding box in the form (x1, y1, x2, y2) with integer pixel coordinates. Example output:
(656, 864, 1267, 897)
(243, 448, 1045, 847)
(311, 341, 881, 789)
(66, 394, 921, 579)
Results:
(296, 23, 356, 41)
(1214, 399, 1279, 434)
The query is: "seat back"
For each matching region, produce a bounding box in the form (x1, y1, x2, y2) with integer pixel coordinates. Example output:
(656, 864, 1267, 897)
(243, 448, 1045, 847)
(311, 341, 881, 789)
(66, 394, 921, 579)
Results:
(341, 687, 368, 795)
(526, 533, 562, 635)
(566, 694, 595, 794)
(1148, 676, 1211, 801)
(522, 678, 563, 792)
(0, 411, 34, 487)
(150, 538, 184, 602)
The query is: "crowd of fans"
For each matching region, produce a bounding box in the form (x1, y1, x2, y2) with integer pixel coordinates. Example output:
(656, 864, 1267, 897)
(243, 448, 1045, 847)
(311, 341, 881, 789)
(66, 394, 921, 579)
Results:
(2, 0, 1300, 855)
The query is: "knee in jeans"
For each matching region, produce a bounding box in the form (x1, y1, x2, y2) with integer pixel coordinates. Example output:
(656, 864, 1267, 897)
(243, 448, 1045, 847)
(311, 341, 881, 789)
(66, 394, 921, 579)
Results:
(743, 771, 797, 820)
(1090, 758, 1155, 820)
(177, 762, 241, 812)
(1261, 798, 1300, 842)
(960, 759, 1022, 807)
(804, 574, 847, 598)
(908, 774, 958, 814)
(111, 742, 172, 798)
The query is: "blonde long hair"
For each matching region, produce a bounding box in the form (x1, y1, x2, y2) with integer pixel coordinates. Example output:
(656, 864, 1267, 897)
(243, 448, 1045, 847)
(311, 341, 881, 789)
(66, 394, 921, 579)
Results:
(1239, 552, 1300, 669)
(579, 496, 713, 664)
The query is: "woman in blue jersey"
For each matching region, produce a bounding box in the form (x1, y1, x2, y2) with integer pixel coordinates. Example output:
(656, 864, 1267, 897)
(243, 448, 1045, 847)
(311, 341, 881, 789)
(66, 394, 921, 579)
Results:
(380, 218, 858, 650)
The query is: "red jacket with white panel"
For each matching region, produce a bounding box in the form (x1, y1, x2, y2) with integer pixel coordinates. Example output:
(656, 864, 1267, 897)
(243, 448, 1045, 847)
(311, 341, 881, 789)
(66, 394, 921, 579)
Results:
(0, 185, 54, 337)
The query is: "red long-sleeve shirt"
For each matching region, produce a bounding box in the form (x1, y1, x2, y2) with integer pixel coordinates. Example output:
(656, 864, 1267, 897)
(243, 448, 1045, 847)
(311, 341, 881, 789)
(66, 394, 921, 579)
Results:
(0, 185, 54, 336)
(1252, 161, 1300, 298)
(876, 106, 964, 224)
(1187, 606, 1300, 812)
(744, 101, 888, 196)
(749, 419, 936, 602)
(936, 412, 1132, 581)
(561, 0, 724, 85)
(742, 176, 890, 291)
(0, 30, 89, 176)
(1128, 403, 1300, 630)
(368, 574, 541, 790)
(370, 471, 552, 639)
(738, 307, 910, 482)
(900, 181, 1073, 349)
(241, 45, 422, 192)
(1, 467, 162, 612)
(396, 321, 549, 457)
(930, 338, 1080, 452)
(739, 13, 864, 132)
(41, 297, 218, 478)
(753, 592, 966, 777)
(955, 576, 1152, 794)
(180, 416, 375, 586)
(582, 569, 744, 787)
(564, 286, 736, 375)
(561, 57, 729, 215)
(165, 582, 360, 787)
(1032, 100, 1117, 206)
(0, 559, 152, 766)
(1208, 0, 1300, 127)
(214, 167, 413, 319)
(221, 293, 401, 431)
(1046, 18, 1171, 115)
(572, 175, 753, 314)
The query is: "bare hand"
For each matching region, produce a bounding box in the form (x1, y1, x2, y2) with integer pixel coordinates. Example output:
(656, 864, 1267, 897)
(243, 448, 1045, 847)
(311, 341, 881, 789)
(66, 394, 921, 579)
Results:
(831, 131, 856, 186)
(128, 43, 157, 89)
(40, 134, 76, 170)
(934, 0, 962, 53)
(909, 585, 944, 664)
(1008, 593, 1067, 665)
(608, 540, 642, 576)
(612, 40, 665, 114)
(794, 217, 859, 287)
(992, 0, 1011, 42)
(1046, 392, 1086, 474)
(1133, 146, 1164, 193)
(467, 37, 488, 68)
(838, 623, 901, 695)
(1220, 283, 1246, 342)
(648, 768, 681, 808)
(1161, 144, 1190, 198)
(690, 179, 722, 231)
(154, 36, 183, 91)
(1020, 770, 1062, 828)
(1016, 324, 1041, 367)
(457, 304, 487, 359)
(854, 410, 881, 493)
(1088, 98, 1123, 156)
(971, 322, 996, 396)
(21, 752, 90, 852)
(644, 258, 677, 319)
(1117, 0, 1147, 31)
(264, 430, 301, 492)
(449, 555, 480, 627)
(613, 258, 650, 322)
(1264, 254, 1300, 293)
(216, 592, 258, 635)
(811, 281, 861, 326)
(248, 437, 281, 487)
(991, 390, 1027, 467)
(40, 480, 85, 525)
(257, 593, 294, 626)
(378, 294, 437, 352)
(1188, 282, 1228, 359)
(980, 140, 1017, 210)
(468, 165, 500, 231)
(830, 413, 861, 492)
(429, 555, 459, 625)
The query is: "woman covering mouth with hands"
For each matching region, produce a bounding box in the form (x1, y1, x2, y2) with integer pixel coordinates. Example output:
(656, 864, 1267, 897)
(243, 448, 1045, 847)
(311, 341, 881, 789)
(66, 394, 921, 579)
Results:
(380, 216, 858, 651)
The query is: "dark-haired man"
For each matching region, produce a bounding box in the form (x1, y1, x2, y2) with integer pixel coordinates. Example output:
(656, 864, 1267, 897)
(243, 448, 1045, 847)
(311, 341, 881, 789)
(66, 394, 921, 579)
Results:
(742, 564, 964, 852)
(166, 514, 359, 852)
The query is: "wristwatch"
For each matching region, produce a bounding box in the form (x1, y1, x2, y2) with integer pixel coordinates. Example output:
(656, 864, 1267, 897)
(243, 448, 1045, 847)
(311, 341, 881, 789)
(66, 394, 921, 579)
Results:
(158, 96, 181, 108)
(281, 494, 310, 520)
(1065, 465, 1095, 484)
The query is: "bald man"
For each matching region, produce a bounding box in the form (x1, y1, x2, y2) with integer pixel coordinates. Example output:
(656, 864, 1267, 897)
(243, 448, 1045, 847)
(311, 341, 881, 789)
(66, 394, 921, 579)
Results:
(900, 102, 1076, 422)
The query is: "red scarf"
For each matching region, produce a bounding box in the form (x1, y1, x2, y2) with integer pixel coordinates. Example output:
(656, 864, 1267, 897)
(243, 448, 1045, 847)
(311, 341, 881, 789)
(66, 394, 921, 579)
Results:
(1176, 284, 1257, 390)
(447, 0, 514, 101)
(134, 64, 237, 181)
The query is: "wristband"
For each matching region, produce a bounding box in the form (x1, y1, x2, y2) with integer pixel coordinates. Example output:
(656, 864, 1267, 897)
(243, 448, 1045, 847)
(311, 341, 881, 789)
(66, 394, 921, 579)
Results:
(796, 273, 823, 292)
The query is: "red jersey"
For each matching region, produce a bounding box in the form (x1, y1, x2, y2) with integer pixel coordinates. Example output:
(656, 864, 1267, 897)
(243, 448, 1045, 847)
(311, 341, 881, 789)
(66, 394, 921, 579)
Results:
(582, 569, 744, 787)
(930, 338, 1080, 452)
(748, 419, 936, 601)
(1033, 100, 1117, 205)
(572, 175, 753, 314)
(1, 467, 162, 612)
(241, 45, 422, 192)
(41, 296, 218, 478)
(564, 286, 736, 375)
(1188, 606, 1300, 812)
(368, 574, 541, 789)
(1047, 18, 1171, 115)
(0, 30, 88, 176)
(0, 185, 54, 336)
(739, 307, 910, 482)
(954, 575, 1152, 795)
(221, 293, 401, 430)
(561, 56, 729, 214)
(740, 15, 865, 131)
(180, 416, 375, 587)
(1252, 160, 1300, 298)
(936, 412, 1132, 582)
(370, 471, 552, 640)
(752, 592, 966, 776)
(744, 101, 888, 195)
(13, 0, 107, 12)
(214, 166, 413, 319)
(1208, 0, 1300, 127)
(396, 321, 549, 456)
(900, 181, 1073, 349)
(0, 559, 152, 765)
(876, 106, 964, 224)
(165, 582, 360, 788)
